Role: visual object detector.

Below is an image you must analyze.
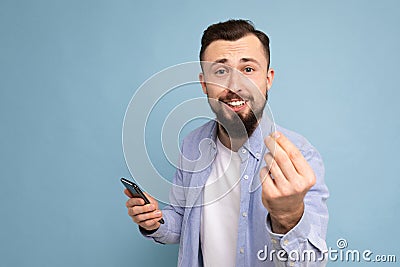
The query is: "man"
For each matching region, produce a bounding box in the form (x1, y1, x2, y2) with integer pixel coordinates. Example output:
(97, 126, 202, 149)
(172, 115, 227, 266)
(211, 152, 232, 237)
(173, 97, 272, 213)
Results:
(124, 19, 329, 267)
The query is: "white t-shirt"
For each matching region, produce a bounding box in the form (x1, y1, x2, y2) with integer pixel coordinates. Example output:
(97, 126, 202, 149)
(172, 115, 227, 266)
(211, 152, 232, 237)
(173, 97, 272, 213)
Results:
(200, 137, 241, 267)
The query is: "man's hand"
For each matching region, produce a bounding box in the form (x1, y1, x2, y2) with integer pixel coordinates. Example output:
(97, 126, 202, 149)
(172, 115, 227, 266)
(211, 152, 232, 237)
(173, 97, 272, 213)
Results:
(124, 189, 163, 231)
(260, 132, 316, 234)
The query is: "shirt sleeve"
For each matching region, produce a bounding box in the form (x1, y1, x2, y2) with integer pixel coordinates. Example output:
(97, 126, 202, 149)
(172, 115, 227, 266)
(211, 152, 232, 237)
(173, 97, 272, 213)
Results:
(139, 204, 183, 244)
(265, 144, 329, 267)
(140, 141, 187, 244)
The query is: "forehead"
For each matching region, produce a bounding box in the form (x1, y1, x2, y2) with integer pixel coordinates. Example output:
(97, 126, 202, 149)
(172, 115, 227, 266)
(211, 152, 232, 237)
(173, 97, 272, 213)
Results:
(202, 34, 268, 65)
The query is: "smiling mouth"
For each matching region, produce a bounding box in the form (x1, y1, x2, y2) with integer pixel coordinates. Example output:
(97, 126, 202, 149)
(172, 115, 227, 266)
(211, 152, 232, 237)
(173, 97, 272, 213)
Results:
(221, 98, 247, 111)
(225, 99, 245, 107)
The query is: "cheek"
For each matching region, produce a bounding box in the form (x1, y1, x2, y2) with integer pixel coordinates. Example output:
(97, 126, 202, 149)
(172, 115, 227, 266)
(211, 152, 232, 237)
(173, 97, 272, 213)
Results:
(205, 83, 226, 98)
(256, 75, 269, 93)
(248, 77, 268, 96)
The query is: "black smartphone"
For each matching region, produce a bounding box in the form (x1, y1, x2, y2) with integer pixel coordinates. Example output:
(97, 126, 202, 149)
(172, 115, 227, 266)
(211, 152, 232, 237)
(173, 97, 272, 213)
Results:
(121, 177, 164, 224)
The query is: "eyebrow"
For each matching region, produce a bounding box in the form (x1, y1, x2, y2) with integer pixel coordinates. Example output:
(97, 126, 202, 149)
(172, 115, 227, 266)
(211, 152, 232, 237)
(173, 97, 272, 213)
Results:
(240, 57, 261, 66)
(211, 58, 228, 66)
(210, 57, 261, 67)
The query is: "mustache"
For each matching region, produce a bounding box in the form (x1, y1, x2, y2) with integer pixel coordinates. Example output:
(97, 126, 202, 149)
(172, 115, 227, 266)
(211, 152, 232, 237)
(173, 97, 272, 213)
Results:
(218, 91, 251, 102)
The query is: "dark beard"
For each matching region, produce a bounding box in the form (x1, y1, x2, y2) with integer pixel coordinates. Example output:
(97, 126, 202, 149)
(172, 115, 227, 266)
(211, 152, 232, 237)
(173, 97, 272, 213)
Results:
(210, 92, 268, 139)
(217, 108, 258, 138)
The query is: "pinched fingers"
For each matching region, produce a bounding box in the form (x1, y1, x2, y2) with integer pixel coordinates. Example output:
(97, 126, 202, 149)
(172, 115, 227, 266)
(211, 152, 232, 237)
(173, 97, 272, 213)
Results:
(259, 165, 279, 195)
(273, 132, 313, 179)
(264, 135, 298, 181)
(263, 152, 289, 187)
(261, 153, 302, 197)
(264, 132, 316, 186)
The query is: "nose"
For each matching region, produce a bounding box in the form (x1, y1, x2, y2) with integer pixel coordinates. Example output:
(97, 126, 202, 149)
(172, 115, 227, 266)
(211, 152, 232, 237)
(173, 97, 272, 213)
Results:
(227, 69, 243, 94)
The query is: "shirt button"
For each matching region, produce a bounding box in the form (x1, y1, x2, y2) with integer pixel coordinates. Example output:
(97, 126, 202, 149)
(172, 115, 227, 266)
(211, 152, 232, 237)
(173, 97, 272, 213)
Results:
(271, 239, 277, 244)
(243, 175, 249, 180)
(283, 239, 289, 246)
(240, 248, 244, 254)
(255, 152, 260, 158)
(242, 212, 247, 217)
(289, 262, 295, 266)
(241, 148, 247, 154)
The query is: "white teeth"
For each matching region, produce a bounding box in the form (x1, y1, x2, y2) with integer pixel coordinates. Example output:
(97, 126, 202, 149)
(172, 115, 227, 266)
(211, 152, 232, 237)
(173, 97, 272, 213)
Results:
(227, 101, 245, 107)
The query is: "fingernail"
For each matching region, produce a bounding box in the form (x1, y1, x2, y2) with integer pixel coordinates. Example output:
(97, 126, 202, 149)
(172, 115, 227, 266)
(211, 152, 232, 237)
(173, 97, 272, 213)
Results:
(154, 210, 161, 215)
(271, 131, 280, 139)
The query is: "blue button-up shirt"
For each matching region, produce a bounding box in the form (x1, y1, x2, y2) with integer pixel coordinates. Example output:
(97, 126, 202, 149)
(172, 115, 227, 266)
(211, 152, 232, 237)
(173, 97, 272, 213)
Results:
(141, 117, 329, 267)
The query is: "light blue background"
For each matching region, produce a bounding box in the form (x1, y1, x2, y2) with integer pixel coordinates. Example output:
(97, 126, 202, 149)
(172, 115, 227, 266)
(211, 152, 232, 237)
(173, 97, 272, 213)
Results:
(1, 0, 399, 266)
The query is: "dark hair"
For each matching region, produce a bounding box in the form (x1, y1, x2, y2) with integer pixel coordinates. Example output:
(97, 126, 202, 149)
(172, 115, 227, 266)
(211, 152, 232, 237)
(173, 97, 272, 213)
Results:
(199, 19, 270, 68)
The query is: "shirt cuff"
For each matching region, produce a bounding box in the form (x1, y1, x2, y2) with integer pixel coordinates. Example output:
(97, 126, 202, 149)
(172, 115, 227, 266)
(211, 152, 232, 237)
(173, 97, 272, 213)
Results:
(265, 206, 326, 252)
(139, 221, 169, 244)
(265, 214, 285, 250)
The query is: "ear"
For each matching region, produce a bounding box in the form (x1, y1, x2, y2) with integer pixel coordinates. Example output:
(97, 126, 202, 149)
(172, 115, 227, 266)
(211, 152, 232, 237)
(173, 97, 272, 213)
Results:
(266, 68, 275, 91)
(199, 73, 207, 94)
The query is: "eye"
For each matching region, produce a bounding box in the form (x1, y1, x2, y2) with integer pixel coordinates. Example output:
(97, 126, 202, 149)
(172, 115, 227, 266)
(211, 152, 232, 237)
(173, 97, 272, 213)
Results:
(215, 68, 228, 75)
(244, 67, 254, 73)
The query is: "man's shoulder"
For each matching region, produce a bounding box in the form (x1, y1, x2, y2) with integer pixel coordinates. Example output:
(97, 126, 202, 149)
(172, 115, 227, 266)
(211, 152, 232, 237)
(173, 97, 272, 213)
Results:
(178, 120, 216, 158)
(276, 125, 318, 153)
(182, 120, 216, 144)
(276, 124, 322, 163)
